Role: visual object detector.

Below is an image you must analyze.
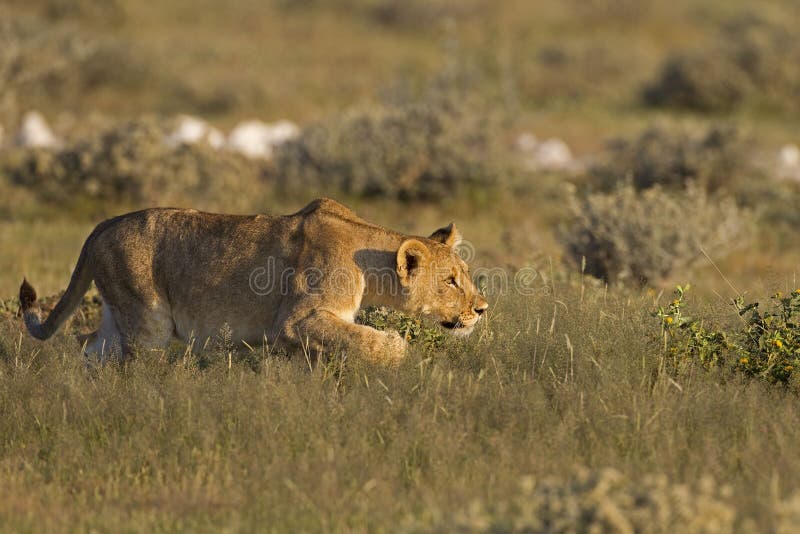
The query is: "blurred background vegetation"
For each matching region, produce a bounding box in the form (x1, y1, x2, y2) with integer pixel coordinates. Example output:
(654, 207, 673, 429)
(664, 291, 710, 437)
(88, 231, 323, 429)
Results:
(0, 0, 798, 133)
(1, 0, 798, 296)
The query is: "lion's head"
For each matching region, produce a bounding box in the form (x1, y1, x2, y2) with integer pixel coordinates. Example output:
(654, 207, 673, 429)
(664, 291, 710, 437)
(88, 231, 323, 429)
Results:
(396, 223, 488, 337)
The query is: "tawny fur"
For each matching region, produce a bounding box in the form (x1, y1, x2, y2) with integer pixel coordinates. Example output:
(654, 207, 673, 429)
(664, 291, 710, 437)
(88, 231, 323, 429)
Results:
(19, 198, 488, 364)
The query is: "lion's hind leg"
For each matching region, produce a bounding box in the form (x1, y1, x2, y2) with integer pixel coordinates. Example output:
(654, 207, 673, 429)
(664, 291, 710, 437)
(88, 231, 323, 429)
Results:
(106, 299, 175, 358)
(82, 304, 123, 361)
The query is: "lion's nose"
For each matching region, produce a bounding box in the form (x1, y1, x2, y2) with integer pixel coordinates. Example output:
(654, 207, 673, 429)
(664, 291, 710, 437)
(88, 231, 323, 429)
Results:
(474, 299, 488, 316)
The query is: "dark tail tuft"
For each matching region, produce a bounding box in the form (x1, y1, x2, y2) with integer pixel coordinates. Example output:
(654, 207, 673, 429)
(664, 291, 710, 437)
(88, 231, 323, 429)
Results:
(19, 278, 37, 311)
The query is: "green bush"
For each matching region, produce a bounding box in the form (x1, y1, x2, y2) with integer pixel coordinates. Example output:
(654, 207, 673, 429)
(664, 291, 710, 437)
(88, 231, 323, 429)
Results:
(653, 284, 731, 373)
(272, 88, 507, 201)
(561, 184, 749, 285)
(656, 286, 800, 385)
(1, 117, 266, 208)
(590, 125, 750, 193)
(644, 14, 800, 113)
(357, 306, 446, 351)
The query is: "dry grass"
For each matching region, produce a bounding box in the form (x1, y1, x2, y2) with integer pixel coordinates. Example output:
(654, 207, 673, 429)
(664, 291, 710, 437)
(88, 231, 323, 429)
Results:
(2, 281, 800, 531)
(2, 0, 800, 530)
(0, 219, 92, 297)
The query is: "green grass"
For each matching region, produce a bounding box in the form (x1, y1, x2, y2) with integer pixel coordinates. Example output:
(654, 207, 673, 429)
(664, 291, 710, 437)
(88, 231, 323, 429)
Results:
(2, 282, 800, 531)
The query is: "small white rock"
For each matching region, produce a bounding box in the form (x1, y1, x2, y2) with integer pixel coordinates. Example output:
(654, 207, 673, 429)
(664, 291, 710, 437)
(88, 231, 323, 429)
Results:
(515, 133, 575, 172)
(531, 138, 573, 171)
(777, 143, 800, 182)
(779, 144, 799, 168)
(514, 132, 538, 153)
(226, 119, 300, 160)
(15, 111, 60, 149)
(165, 115, 225, 149)
(535, 139, 572, 169)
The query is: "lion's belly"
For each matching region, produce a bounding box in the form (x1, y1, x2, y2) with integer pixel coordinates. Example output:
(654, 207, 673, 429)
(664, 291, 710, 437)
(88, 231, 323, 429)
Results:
(165, 261, 289, 347)
(159, 237, 298, 346)
(170, 293, 284, 347)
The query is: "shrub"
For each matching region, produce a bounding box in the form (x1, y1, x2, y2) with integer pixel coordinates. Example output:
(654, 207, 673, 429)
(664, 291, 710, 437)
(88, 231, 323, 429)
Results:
(51, 37, 151, 94)
(520, 39, 642, 106)
(735, 290, 800, 383)
(588, 126, 799, 243)
(1, 117, 266, 208)
(272, 88, 507, 201)
(653, 284, 731, 373)
(272, 0, 478, 29)
(441, 468, 735, 533)
(0, 18, 86, 124)
(363, 0, 479, 28)
(561, 184, 749, 285)
(750, 180, 800, 242)
(564, 0, 653, 23)
(644, 14, 800, 113)
(357, 306, 446, 351)
(0, 15, 149, 125)
(35, 0, 127, 24)
(590, 125, 750, 193)
(656, 286, 800, 385)
(642, 52, 750, 113)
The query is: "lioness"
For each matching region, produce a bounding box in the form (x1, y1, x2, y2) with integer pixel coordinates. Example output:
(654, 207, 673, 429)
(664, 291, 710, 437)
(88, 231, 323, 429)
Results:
(20, 198, 487, 364)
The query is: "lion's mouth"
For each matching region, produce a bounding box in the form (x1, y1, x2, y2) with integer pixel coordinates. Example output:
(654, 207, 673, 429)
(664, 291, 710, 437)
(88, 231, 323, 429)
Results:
(440, 319, 477, 339)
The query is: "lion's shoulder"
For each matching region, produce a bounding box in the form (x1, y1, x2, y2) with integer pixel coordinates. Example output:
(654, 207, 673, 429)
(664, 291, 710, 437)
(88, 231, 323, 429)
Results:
(294, 197, 361, 221)
(293, 198, 385, 236)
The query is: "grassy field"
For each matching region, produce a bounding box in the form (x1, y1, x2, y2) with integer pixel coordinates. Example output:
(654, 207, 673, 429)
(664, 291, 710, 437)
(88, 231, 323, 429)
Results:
(2, 0, 800, 531)
(3, 282, 800, 532)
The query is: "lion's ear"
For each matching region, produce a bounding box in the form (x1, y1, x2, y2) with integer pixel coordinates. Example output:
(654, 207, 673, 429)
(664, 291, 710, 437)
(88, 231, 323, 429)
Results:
(428, 222, 462, 248)
(396, 239, 430, 286)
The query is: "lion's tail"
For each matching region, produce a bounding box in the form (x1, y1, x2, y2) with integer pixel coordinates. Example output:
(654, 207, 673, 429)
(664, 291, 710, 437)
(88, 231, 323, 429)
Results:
(19, 218, 116, 340)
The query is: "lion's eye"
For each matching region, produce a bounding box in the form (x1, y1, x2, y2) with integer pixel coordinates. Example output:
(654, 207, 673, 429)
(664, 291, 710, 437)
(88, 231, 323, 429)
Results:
(446, 276, 458, 288)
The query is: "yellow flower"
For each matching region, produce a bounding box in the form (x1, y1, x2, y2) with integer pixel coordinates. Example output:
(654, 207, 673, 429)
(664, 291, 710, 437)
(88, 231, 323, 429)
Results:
(794, 288, 800, 295)
(772, 339, 783, 349)
(739, 357, 749, 365)
(671, 299, 680, 307)
(664, 316, 674, 325)
(785, 365, 794, 372)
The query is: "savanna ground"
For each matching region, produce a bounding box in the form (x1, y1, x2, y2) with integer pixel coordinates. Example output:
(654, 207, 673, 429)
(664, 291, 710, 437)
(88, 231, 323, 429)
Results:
(2, 0, 800, 531)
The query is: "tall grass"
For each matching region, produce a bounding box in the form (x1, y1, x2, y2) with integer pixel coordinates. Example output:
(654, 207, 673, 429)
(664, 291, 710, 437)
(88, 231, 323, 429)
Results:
(2, 282, 800, 531)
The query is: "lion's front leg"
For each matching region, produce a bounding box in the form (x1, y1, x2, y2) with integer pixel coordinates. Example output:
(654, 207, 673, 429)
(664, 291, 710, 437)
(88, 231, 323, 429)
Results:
(284, 309, 406, 366)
